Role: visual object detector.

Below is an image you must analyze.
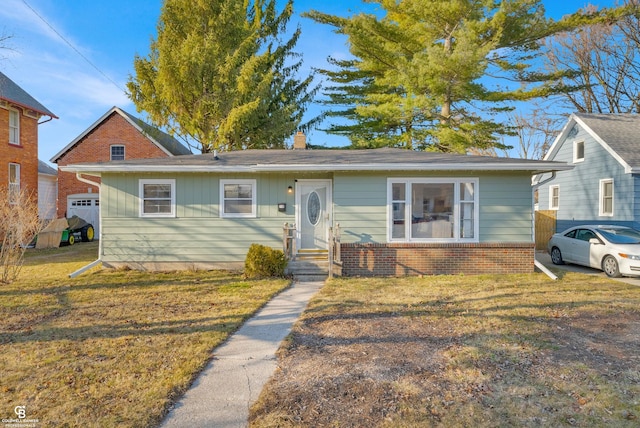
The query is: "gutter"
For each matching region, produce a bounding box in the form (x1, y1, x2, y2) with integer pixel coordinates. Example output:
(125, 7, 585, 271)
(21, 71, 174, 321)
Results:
(61, 163, 574, 174)
(534, 258, 558, 280)
(69, 172, 103, 277)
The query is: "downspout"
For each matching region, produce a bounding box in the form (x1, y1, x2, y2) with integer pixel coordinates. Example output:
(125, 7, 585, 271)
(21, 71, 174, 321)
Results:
(69, 172, 102, 278)
(532, 171, 558, 280)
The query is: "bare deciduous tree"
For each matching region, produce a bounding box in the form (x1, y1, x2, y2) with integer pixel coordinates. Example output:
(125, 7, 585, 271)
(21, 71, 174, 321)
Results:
(0, 28, 14, 62)
(509, 109, 565, 160)
(545, 2, 640, 114)
(0, 189, 44, 284)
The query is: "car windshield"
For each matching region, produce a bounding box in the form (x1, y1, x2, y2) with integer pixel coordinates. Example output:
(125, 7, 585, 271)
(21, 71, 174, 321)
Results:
(597, 227, 640, 244)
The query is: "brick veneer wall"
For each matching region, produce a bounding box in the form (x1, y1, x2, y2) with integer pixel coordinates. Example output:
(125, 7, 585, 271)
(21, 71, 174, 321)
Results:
(0, 107, 39, 198)
(56, 112, 173, 217)
(340, 242, 535, 276)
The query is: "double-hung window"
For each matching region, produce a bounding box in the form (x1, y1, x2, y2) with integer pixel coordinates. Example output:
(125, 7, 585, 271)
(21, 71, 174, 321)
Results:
(9, 109, 19, 145)
(220, 179, 257, 218)
(388, 178, 478, 242)
(8, 163, 20, 204)
(549, 185, 559, 210)
(599, 178, 613, 216)
(139, 179, 176, 217)
(111, 145, 125, 161)
(573, 141, 585, 163)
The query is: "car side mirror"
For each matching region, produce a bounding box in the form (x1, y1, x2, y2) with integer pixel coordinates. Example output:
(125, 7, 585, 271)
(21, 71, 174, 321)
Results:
(589, 238, 601, 245)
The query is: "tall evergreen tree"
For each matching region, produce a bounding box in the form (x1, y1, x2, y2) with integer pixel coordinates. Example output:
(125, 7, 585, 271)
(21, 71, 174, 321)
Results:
(307, 0, 630, 153)
(128, 0, 318, 153)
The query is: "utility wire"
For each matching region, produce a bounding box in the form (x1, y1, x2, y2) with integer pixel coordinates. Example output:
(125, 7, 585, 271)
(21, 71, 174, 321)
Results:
(21, 0, 127, 93)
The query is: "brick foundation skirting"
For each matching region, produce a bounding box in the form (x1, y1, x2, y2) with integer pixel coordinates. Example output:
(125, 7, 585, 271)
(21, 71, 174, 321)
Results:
(340, 242, 535, 276)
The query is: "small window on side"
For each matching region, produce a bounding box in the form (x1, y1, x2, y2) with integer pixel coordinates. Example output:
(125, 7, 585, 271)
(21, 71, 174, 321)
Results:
(220, 179, 257, 218)
(9, 109, 20, 146)
(573, 141, 585, 163)
(549, 185, 559, 210)
(599, 178, 613, 216)
(139, 179, 176, 217)
(8, 163, 20, 204)
(111, 145, 125, 161)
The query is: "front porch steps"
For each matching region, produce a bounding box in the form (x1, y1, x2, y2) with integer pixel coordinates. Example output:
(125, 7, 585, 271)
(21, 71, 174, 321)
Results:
(286, 249, 330, 280)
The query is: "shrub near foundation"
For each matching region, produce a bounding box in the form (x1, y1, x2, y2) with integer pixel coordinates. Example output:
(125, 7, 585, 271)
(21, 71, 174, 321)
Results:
(245, 244, 287, 278)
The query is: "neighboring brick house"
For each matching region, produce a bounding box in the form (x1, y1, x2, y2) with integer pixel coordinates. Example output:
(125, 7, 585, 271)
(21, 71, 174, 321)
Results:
(0, 71, 57, 204)
(50, 106, 191, 236)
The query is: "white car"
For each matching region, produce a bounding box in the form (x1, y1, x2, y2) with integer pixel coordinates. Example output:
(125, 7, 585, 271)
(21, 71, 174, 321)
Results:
(548, 225, 640, 278)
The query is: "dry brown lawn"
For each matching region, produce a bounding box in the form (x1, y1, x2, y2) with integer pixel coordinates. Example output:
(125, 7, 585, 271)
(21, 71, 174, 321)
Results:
(250, 273, 640, 427)
(1, 242, 289, 427)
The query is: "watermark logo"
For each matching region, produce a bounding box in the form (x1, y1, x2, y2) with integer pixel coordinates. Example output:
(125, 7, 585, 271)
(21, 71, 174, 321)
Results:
(2, 405, 39, 427)
(13, 407, 25, 419)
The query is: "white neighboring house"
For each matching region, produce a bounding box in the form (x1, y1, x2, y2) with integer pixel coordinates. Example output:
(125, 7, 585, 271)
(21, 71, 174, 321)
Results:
(38, 160, 57, 220)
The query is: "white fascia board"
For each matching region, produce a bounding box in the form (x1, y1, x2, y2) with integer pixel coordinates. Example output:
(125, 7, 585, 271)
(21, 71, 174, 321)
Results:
(62, 162, 573, 174)
(252, 163, 573, 172)
(543, 114, 576, 161)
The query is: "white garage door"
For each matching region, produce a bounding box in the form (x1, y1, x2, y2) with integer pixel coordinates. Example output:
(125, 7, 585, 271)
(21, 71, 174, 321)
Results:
(67, 195, 100, 238)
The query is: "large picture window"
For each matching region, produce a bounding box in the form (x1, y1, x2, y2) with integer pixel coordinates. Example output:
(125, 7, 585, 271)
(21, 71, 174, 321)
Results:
(220, 179, 256, 218)
(388, 178, 478, 242)
(139, 179, 175, 217)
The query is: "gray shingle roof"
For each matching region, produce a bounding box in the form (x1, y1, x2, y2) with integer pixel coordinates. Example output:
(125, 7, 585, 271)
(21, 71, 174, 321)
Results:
(62, 147, 571, 175)
(0, 72, 57, 118)
(574, 112, 640, 168)
(119, 110, 192, 156)
(38, 160, 57, 176)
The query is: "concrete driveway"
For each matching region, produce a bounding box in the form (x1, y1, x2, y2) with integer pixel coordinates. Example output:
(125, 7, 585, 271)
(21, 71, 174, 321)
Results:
(535, 250, 640, 286)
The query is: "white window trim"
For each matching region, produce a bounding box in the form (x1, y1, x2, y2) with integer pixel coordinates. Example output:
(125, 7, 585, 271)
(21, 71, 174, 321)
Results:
(139, 179, 176, 218)
(8, 163, 20, 205)
(573, 140, 585, 163)
(9, 108, 20, 146)
(599, 178, 614, 217)
(110, 145, 125, 161)
(220, 179, 257, 218)
(549, 185, 560, 210)
(386, 177, 479, 243)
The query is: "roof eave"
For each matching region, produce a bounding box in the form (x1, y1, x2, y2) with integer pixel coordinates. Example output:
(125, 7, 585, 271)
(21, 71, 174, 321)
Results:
(61, 162, 573, 174)
(3, 98, 58, 120)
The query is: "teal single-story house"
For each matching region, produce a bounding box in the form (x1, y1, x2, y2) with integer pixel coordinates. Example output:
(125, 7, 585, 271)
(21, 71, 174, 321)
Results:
(61, 141, 571, 276)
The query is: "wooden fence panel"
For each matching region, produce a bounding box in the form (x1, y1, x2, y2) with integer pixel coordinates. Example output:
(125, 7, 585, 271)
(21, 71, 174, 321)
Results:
(535, 210, 556, 251)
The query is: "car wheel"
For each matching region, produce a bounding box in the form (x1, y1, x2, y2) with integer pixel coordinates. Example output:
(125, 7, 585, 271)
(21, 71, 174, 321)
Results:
(550, 247, 564, 265)
(602, 255, 621, 278)
(81, 225, 95, 242)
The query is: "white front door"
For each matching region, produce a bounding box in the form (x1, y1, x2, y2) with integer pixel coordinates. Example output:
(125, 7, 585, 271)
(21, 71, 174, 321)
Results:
(296, 180, 331, 251)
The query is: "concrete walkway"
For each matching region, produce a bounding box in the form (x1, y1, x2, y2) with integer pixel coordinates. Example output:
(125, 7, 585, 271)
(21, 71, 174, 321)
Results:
(160, 279, 324, 428)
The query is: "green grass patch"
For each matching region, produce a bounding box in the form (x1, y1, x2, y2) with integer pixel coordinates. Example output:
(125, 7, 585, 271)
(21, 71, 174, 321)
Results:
(1, 242, 289, 427)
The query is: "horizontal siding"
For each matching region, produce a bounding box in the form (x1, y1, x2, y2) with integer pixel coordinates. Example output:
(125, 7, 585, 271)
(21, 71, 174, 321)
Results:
(335, 172, 534, 244)
(538, 128, 635, 231)
(479, 176, 533, 242)
(101, 217, 285, 263)
(334, 174, 387, 243)
(100, 170, 535, 265)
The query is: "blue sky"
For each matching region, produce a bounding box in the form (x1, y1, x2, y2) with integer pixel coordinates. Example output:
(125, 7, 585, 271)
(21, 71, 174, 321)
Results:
(1, 0, 617, 164)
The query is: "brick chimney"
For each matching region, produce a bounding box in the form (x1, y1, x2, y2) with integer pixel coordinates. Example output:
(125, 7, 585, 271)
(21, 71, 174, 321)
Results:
(293, 131, 306, 150)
